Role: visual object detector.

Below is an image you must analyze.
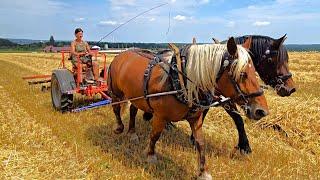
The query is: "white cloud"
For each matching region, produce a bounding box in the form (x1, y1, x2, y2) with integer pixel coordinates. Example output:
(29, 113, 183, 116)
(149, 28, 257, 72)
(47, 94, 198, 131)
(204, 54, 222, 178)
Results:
(253, 21, 271, 26)
(199, 0, 210, 4)
(226, 21, 235, 27)
(247, 5, 256, 9)
(109, 0, 136, 6)
(149, 17, 156, 22)
(99, 20, 118, 26)
(73, 17, 85, 22)
(174, 15, 187, 21)
(276, 0, 296, 4)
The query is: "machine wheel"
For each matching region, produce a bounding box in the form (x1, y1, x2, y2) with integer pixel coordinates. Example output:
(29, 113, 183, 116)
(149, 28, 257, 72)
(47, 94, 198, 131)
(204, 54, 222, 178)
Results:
(51, 74, 73, 112)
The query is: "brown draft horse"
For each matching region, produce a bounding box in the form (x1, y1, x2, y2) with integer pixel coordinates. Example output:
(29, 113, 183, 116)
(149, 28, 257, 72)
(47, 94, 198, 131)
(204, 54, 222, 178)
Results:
(108, 37, 268, 179)
(146, 35, 296, 154)
(198, 35, 296, 153)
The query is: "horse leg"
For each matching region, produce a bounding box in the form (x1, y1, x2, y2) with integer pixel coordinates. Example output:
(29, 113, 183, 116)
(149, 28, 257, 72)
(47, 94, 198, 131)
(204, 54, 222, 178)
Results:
(146, 115, 166, 163)
(188, 114, 212, 180)
(190, 109, 209, 145)
(112, 102, 124, 134)
(224, 103, 251, 154)
(143, 112, 153, 121)
(128, 104, 139, 143)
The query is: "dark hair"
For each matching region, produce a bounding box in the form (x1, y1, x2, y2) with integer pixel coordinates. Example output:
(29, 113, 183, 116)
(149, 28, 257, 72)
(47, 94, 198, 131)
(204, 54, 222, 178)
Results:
(75, 28, 83, 35)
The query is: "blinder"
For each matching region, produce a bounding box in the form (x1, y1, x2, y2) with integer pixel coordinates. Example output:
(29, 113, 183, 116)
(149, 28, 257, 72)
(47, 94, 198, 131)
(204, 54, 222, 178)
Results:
(217, 52, 264, 105)
(262, 49, 278, 62)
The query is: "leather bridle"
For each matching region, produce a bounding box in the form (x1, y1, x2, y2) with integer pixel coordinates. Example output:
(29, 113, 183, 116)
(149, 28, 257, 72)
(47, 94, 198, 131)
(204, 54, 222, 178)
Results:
(227, 72, 264, 104)
(217, 53, 264, 105)
(260, 48, 292, 88)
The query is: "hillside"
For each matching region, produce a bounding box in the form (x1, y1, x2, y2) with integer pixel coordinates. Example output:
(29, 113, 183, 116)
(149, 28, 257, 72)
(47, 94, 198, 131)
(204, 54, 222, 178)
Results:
(7, 38, 44, 45)
(286, 44, 320, 52)
(0, 38, 18, 48)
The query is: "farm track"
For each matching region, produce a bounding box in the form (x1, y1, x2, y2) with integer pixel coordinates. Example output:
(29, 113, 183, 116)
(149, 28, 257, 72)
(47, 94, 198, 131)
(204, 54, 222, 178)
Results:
(0, 53, 319, 179)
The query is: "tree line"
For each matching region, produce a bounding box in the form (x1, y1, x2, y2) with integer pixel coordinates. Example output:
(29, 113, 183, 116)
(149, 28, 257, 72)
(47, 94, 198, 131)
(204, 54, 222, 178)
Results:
(1, 35, 320, 52)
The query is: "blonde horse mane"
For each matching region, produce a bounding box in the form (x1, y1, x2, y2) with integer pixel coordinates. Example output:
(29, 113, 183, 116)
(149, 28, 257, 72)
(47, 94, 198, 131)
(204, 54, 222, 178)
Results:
(186, 44, 251, 104)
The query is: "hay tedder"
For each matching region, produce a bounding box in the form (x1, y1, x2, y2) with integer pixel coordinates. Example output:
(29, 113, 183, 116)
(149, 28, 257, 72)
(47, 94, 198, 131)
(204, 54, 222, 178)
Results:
(51, 51, 113, 112)
(23, 51, 113, 112)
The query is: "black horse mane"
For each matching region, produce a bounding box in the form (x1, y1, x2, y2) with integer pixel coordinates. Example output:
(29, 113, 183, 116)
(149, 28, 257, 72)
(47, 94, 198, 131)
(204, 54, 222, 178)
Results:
(234, 35, 288, 63)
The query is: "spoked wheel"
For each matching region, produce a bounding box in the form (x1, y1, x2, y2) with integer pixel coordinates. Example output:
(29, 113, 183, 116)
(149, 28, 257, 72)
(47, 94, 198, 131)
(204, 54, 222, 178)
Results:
(51, 74, 73, 112)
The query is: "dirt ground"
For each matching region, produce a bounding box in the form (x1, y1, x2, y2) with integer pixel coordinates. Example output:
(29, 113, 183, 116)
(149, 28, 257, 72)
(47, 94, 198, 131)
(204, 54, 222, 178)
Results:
(0, 52, 319, 179)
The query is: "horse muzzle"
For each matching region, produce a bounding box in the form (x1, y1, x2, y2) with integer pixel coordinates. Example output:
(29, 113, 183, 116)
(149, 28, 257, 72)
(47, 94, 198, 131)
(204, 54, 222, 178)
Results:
(243, 104, 269, 120)
(276, 84, 296, 97)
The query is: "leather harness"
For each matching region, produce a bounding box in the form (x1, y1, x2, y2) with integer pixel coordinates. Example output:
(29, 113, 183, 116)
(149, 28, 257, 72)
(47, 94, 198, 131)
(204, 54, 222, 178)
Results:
(258, 48, 292, 88)
(141, 46, 264, 113)
(108, 47, 264, 113)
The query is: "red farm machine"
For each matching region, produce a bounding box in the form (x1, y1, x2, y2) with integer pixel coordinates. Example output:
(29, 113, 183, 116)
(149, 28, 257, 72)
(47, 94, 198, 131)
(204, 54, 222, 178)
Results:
(23, 51, 112, 112)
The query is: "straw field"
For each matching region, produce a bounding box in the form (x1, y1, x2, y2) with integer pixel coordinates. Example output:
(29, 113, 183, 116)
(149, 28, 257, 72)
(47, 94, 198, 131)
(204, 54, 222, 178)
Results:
(0, 52, 319, 179)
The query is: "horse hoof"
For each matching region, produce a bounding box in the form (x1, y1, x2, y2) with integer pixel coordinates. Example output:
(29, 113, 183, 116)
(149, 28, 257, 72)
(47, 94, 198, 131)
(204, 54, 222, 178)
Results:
(198, 171, 212, 180)
(114, 124, 124, 134)
(147, 154, 158, 164)
(129, 133, 139, 144)
(237, 144, 252, 154)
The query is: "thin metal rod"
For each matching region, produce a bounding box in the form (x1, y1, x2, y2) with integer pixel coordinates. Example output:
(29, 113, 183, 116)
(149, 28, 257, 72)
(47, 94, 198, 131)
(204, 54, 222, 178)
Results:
(109, 90, 179, 106)
(97, 2, 168, 43)
(22, 75, 51, 80)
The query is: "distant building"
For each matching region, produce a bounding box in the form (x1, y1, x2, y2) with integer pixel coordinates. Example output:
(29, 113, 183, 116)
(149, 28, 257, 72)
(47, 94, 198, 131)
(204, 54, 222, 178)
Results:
(91, 45, 101, 51)
(43, 45, 71, 53)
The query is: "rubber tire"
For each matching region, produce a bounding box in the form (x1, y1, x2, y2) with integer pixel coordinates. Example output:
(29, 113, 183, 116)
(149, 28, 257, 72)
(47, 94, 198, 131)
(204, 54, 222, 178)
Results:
(51, 74, 73, 112)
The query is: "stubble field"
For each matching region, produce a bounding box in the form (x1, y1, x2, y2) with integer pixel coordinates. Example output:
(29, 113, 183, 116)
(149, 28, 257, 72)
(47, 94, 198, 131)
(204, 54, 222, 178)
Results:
(0, 52, 319, 179)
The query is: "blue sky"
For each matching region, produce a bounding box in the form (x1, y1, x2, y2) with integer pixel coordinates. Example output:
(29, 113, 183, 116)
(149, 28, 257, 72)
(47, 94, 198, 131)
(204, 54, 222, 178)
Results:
(0, 0, 319, 43)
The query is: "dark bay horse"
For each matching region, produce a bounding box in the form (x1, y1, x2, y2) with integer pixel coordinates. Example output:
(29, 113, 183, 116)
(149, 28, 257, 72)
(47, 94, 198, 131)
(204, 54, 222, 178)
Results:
(145, 35, 296, 154)
(231, 35, 295, 96)
(108, 37, 268, 178)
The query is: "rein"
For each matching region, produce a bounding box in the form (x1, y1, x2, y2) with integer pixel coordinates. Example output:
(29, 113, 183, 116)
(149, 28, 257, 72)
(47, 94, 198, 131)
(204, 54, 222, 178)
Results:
(215, 52, 264, 105)
(126, 47, 264, 112)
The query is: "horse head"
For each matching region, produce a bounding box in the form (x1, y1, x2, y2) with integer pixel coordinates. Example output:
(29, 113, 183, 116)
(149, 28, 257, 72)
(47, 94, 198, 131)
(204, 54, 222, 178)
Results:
(253, 34, 295, 96)
(217, 37, 269, 120)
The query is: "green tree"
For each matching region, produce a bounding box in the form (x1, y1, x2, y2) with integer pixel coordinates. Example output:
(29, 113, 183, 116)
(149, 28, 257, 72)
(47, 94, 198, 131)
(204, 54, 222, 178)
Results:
(49, 35, 55, 46)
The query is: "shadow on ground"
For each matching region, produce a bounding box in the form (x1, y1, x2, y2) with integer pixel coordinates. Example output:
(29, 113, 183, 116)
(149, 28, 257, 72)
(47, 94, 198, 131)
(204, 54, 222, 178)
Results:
(85, 112, 233, 179)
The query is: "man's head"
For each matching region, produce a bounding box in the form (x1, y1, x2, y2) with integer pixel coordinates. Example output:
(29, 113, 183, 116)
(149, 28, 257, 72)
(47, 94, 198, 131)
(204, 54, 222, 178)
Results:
(74, 28, 83, 40)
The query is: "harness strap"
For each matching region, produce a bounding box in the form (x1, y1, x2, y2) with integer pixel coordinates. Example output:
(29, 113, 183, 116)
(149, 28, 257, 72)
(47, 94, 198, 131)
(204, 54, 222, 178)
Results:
(168, 43, 189, 106)
(143, 56, 161, 111)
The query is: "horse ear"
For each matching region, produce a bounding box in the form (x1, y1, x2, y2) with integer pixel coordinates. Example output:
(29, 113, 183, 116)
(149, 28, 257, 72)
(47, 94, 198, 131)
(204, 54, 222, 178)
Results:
(227, 37, 237, 56)
(212, 37, 220, 44)
(242, 37, 252, 49)
(192, 37, 197, 45)
(272, 34, 287, 49)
